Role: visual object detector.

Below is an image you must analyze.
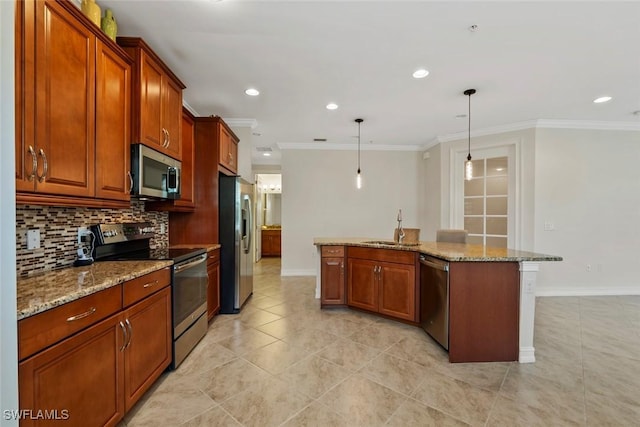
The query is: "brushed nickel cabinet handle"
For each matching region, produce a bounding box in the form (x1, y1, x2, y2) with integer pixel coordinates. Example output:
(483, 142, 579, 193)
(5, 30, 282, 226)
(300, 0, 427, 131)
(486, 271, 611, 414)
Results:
(143, 280, 158, 288)
(66, 306, 96, 322)
(119, 321, 128, 352)
(28, 145, 37, 181)
(37, 149, 48, 182)
(124, 318, 133, 349)
(166, 130, 171, 148)
(127, 171, 133, 193)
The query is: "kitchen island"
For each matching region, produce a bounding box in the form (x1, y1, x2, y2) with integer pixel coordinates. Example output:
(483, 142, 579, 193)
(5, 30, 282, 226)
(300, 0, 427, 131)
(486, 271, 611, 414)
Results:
(314, 238, 561, 363)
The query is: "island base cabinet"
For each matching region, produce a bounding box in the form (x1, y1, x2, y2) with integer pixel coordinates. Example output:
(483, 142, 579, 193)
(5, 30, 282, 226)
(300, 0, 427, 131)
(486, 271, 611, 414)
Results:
(19, 313, 125, 427)
(347, 259, 378, 312)
(321, 257, 345, 306)
(378, 263, 416, 321)
(448, 262, 520, 362)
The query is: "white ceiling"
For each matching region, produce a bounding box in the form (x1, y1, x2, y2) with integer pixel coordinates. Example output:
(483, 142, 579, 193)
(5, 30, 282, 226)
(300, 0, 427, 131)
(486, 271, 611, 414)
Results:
(98, 0, 640, 165)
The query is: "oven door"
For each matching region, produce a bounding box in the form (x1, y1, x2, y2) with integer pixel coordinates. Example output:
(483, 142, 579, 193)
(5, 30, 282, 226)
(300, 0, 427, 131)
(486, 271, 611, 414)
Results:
(172, 253, 208, 337)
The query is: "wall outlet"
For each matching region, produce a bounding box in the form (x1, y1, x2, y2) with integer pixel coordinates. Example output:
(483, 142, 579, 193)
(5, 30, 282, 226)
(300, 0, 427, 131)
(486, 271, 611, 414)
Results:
(27, 229, 41, 250)
(543, 221, 555, 231)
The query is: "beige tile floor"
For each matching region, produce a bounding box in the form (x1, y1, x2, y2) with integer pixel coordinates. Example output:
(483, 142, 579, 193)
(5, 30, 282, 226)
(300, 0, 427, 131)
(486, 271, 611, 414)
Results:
(121, 258, 640, 426)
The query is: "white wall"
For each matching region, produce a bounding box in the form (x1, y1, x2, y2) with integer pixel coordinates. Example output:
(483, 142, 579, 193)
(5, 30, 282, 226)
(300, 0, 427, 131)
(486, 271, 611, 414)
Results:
(417, 144, 442, 241)
(281, 149, 421, 275)
(1, 0, 19, 423)
(534, 128, 640, 295)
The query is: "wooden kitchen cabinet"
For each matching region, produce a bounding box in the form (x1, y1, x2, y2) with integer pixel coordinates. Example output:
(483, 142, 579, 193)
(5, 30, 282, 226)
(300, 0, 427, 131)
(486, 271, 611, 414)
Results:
(261, 229, 282, 257)
(117, 37, 185, 161)
(19, 312, 125, 427)
(207, 248, 221, 320)
(169, 116, 238, 245)
(320, 246, 345, 306)
(346, 247, 418, 322)
(146, 108, 196, 211)
(18, 268, 172, 425)
(219, 123, 239, 175)
(122, 286, 172, 411)
(448, 262, 520, 362)
(95, 39, 132, 202)
(15, 0, 132, 208)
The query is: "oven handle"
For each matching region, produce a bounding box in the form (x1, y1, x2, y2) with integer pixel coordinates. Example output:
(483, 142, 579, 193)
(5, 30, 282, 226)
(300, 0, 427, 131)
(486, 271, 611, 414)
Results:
(174, 253, 208, 273)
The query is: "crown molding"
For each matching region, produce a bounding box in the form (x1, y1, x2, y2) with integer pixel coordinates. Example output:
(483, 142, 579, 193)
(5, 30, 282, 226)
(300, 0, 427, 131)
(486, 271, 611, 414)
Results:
(182, 101, 199, 117)
(223, 118, 258, 129)
(277, 142, 423, 152)
(436, 119, 640, 143)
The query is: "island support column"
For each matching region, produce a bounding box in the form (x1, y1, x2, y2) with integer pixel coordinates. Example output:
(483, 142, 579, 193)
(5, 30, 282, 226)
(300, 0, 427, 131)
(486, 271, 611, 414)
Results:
(519, 261, 540, 363)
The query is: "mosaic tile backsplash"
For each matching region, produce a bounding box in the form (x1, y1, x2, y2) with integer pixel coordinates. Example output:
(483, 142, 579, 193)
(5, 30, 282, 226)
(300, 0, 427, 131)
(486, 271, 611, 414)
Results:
(16, 200, 168, 277)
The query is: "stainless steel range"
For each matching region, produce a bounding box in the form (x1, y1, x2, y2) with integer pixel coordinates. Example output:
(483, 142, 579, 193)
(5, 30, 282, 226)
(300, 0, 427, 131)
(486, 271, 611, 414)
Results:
(91, 222, 208, 369)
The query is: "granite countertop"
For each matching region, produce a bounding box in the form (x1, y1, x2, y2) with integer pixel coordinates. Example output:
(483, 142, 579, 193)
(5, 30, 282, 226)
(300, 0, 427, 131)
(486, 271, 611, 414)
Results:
(169, 243, 221, 253)
(313, 237, 562, 262)
(16, 260, 173, 320)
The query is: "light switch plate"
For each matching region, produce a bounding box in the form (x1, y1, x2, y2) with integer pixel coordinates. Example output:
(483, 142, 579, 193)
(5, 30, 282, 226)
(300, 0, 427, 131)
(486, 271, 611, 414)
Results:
(27, 229, 41, 250)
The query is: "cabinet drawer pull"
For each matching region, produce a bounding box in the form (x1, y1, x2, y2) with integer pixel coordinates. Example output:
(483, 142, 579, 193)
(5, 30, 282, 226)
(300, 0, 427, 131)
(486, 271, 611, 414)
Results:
(143, 280, 158, 288)
(37, 149, 48, 182)
(118, 321, 128, 352)
(127, 170, 133, 194)
(326, 261, 341, 266)
(28, 145, 37, 181)
(66, 306, 96, 322)
(124, 318, 133, 349)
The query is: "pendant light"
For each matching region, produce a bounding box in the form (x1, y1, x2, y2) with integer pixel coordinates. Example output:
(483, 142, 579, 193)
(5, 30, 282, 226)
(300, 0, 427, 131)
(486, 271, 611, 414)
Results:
(355, 118, 363, 189)
(464, 89, 476, 181)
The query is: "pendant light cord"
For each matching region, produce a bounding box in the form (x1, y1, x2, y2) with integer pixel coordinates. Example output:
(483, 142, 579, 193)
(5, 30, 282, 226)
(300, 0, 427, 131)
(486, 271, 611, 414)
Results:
(355, 118, 363, 173)
(464, 89, 476, 161)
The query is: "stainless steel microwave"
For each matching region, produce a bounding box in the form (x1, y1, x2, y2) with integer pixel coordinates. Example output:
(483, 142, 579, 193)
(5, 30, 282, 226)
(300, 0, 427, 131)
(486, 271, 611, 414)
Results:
(130, 144, 181, 199)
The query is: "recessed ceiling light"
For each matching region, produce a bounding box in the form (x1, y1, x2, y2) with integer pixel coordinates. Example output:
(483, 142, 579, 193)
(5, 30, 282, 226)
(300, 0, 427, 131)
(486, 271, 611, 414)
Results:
(263, 152, 271, 157)
(593, 96, 612, 104)
(326, 103, 338, 110)
(412, 69, 429, 79)
(245, 88, 260, 96)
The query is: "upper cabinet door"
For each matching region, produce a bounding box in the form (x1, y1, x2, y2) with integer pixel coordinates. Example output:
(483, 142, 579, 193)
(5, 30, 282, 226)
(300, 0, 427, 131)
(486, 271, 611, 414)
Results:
(95, 40, 131, 201)
(32, 0, 96, 197)
(118, 37, 186, 161)
(139, 51, 164, 148)
(162, 77, 182, 159)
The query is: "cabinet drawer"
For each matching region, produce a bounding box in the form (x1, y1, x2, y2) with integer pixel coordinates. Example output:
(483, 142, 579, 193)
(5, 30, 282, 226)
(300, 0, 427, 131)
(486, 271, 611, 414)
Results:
(18, 284, 122, 361)
(207, 248, 220, 264)
(348, 247, 415, 265)
(321, 246, 345, 257)
(123, 268, 171, 307)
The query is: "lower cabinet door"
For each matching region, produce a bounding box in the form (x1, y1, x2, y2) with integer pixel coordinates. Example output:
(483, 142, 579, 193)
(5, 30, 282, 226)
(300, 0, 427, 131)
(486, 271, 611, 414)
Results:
(347, 258, 378, 312)
(123, 287, 172, 411)
(378, 262, 416, 321)
(18, 313, 125, 427)
(321, 257, 345, 305)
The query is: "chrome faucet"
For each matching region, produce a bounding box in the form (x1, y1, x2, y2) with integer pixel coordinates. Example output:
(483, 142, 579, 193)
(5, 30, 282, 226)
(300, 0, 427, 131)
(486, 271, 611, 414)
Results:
(396, 209, 405, 244)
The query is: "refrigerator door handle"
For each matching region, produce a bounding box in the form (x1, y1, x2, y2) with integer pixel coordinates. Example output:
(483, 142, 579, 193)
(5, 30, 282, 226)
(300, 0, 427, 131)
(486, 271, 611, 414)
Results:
(242, 196, 252, 254)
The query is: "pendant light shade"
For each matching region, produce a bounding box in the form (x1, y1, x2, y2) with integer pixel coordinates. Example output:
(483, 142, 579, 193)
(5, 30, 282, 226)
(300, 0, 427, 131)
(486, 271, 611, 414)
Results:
(464, 89, 476, 181)
(355, 118, 363, 189)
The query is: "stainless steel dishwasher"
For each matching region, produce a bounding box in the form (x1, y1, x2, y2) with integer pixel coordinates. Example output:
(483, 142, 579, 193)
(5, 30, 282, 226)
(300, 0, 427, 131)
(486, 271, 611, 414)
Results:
(420, 255, 450, 350)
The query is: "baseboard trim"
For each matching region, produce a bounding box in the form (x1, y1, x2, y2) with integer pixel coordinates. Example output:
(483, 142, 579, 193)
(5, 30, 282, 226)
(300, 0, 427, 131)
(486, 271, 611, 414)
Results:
(280, 269, 316, 277)
(518, 347, 536, 364)
(536, 287, 640, 297)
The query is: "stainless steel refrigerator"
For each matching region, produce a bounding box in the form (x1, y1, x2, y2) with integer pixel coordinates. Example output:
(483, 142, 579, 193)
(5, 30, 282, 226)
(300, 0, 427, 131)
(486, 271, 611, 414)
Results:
(219, 175, 254, 313)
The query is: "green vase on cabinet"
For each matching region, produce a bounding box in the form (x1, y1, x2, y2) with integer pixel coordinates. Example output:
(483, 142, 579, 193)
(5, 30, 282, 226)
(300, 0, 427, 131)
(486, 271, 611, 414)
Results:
(101, 9, 117, 41)
(81, 0, 101, 27)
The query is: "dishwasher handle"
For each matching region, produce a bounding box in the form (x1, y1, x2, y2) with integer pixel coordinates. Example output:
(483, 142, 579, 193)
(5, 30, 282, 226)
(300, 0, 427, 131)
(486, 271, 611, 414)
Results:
(419, 256, 449, 272)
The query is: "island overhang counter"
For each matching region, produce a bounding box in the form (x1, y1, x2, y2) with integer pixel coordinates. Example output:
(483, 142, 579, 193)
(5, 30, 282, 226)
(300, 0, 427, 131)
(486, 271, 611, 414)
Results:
(313, 238, 562, 363)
